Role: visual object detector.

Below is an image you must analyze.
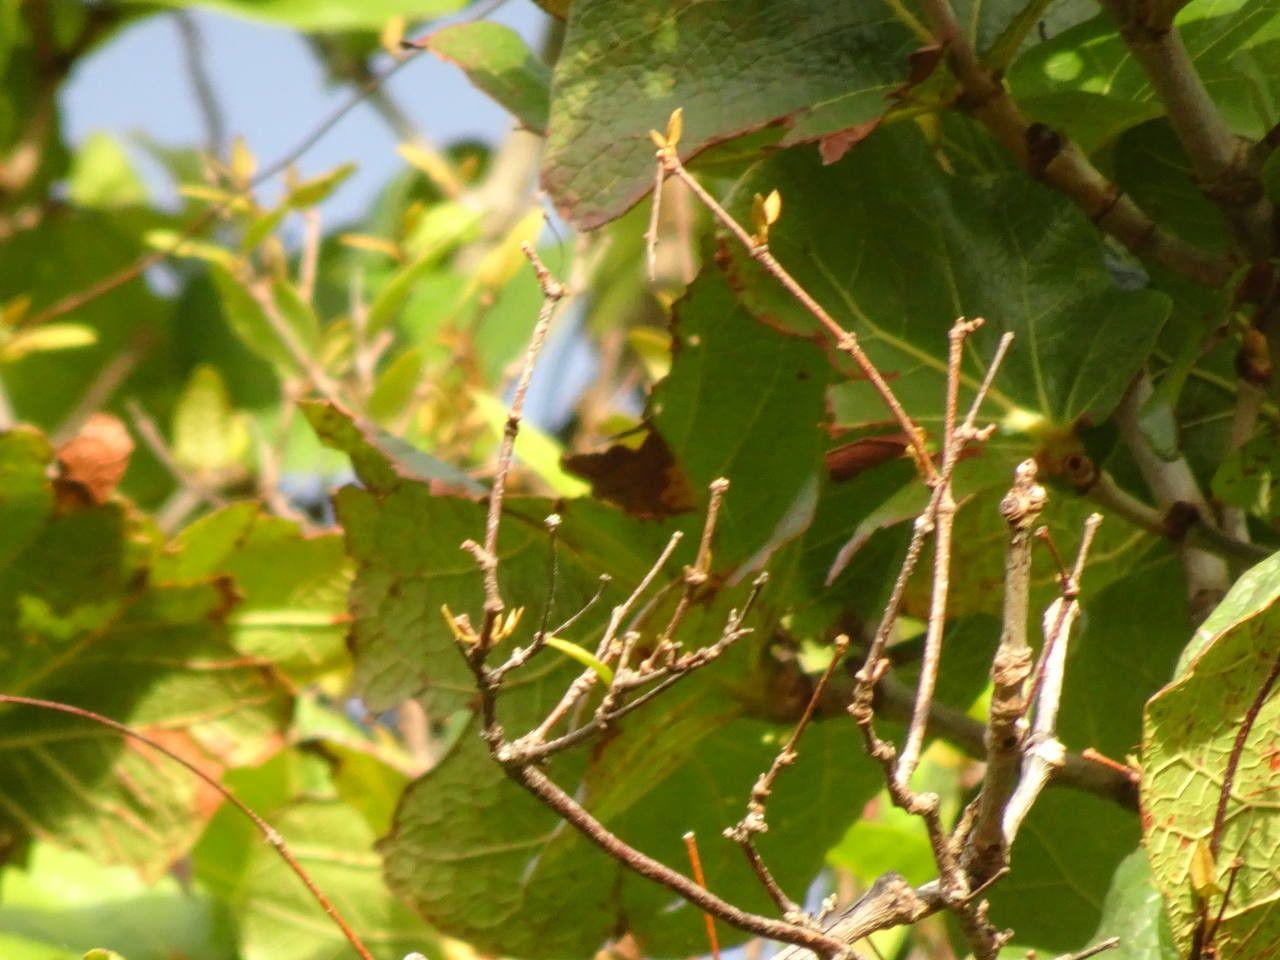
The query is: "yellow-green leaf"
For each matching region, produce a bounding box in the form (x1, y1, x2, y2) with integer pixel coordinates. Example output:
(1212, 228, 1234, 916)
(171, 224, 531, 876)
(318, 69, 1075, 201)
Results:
(543, 636, 614, 683)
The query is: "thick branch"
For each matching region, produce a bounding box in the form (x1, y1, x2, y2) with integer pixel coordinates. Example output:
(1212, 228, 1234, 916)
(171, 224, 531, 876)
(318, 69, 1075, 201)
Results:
(1115, 373, 1228, 622)
(965, 460, 1046, 881)
(873, 675, 1139, 810)
(1098, 1, 1275, 259)
(917, 0, 1233, 287)
(1085, 471, 1268, 564)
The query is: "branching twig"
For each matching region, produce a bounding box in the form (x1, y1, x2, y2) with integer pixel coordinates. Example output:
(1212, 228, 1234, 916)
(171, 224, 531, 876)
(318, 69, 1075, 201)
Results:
(897, 318, 982, 785)
(463, 243, 564, 632)
(727, 634, 852, 919)
(22, 10, 481, 329)
(511, 762, 870, 959)
(0, 694, 375, 960)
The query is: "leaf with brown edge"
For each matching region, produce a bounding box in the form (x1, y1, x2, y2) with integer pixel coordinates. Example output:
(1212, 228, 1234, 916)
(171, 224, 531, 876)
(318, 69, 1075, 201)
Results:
(0, 431, 290, 879)
(563, 429, 696, 519)
(542, 0, 916, 228)
(1143, 549, 1280, 959)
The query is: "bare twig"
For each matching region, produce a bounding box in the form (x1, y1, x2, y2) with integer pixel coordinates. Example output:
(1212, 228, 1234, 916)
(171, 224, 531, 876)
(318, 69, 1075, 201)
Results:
(504, 763, 867, 960)
(125, 398, 228, 517)
(728, 634, 852, 918)
(464, 243, 564, 630)
(645, 161, 666, 282)
(897, 318, 982, 785)
(874, 676, 1139, 810)
(298, 207, 322, 305)
(508, 574, 766, 764)
(652, 140, 933, 481)
(173, 11, 226, 159)
(52, 330, 153, 445)
(522, 530, 683, 745)
(246, 277, 344, 403)
(640, 477, 730, 671)
(684, 832, 723, 960)
(22, 9, 486, 329)
(1222, 381, 1263, 542)
(0, 694, 375, 960)
(1051, 937, 1121, 960)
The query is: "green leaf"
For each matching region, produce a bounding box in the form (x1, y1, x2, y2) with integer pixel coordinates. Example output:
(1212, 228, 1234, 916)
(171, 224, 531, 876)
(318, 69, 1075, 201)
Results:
(0, 429, 53, 568)
(827, 792, 937, 887)
(145, 229, 238, 269)
(114, 0, 468, 30)
(1089, 850, 1178, 960)
(0, 323, 97, 362)
(302, 398, 485, 496)
(241, 800, 435, 960)
(1008, 2, 1280, 151)
(365, 205, 480, 335)
(1056, 555, 1187, 758)
(0, 842, 235, 960)
(1114, 120, 1231, 253)
(67, 133, 148, 209)
(650, 271, 834, 573)
(987, 790, 1141, 952)
(1264, 148, 1280, 204)
(209, 266, 299, 371)
(542, 0, 916, 227)
(0, 209, 170, 431)
(723, 123, 1170, 432)
(335, 483, 629, 721)
(0, 437, 290, 876)
(171, 364, 251, 477)
(285, 162, 356, 209)
(425, 22, 550, 132)
(1185, 548, 1280, 668)
(155, 503, 352, 683)
(1143, 549, 1280, 958)
(190, 747, 431, 960)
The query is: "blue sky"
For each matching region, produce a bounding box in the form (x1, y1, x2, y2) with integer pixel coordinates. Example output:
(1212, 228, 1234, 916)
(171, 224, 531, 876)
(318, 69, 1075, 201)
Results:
(62, 1, 549, 224)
